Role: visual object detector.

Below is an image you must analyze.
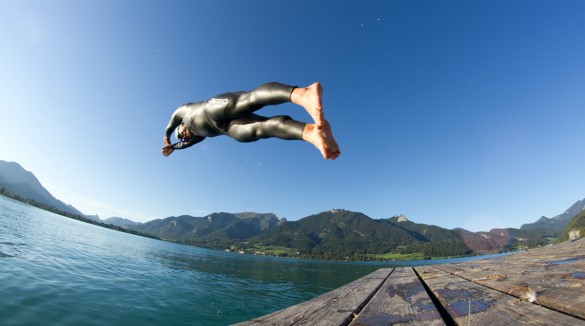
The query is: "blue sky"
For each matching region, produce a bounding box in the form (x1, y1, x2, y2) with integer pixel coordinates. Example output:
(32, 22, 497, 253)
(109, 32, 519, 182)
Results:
(1, 0, 584, 231)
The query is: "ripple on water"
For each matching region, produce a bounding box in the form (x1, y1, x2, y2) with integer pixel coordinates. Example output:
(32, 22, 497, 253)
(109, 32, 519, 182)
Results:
(0, 252, 14, 258)
(0, 241, 27, 258)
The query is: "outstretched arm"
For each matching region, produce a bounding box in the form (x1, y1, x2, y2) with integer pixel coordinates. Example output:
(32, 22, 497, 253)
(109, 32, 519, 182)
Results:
(164, 108, 184, 142)
(162, 135, 204, 157)
(162, 108, 185, 156)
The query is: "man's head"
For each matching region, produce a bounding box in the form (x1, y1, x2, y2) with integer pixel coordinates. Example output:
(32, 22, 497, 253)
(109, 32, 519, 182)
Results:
(176, 124, 194, 142)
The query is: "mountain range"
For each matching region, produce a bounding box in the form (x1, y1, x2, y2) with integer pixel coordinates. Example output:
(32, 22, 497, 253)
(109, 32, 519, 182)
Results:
(0, 161, 82, 216)
(132, 212, 284, 240)
(101, 216, 142, 227)
(1, 159, 583, 259)
(520, 198, 585, 232)
(127, 207, 577, 259)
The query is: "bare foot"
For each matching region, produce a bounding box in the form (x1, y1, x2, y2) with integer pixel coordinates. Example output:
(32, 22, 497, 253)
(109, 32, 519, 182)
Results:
(291, 82, 324, 128)
(302, 120, 340, 160)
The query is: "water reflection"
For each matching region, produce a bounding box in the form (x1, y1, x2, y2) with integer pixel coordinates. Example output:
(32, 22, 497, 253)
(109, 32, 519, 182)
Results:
(144, 242, 381, 296)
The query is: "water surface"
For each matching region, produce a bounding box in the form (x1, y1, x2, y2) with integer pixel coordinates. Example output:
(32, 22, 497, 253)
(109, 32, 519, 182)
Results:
(0, 196, 501, 325)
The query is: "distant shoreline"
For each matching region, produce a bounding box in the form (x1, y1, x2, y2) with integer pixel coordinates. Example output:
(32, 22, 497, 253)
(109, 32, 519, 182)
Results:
(0, 193, 538, 262)
(0, 193, 161, 242)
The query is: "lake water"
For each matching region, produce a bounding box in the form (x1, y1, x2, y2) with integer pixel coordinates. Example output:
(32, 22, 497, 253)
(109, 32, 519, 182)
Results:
(0, 196, 503, 325)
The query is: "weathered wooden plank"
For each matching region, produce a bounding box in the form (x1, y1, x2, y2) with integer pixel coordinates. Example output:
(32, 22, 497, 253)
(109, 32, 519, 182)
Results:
(434, 238, 585, 319)
(235, 268, 392, 326)
(351, 267, 445, 325)
(417, 266, 584, 325)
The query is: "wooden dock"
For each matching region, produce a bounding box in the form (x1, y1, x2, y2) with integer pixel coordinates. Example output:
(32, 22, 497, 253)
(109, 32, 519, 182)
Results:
(236, 238, 585, 325)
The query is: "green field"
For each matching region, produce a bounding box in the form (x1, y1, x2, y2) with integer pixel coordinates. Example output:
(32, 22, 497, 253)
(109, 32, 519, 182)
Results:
(365, 252, 426, 261)
(232, 243, 299, 257)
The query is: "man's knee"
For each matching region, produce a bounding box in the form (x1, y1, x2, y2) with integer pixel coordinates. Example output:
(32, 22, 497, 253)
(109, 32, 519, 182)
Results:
(229, 124, 260, 142)
(272, 115, 292, 124)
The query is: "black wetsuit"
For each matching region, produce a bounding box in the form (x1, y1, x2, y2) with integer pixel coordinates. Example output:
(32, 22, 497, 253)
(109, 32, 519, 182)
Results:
(164, 82, 306, 150)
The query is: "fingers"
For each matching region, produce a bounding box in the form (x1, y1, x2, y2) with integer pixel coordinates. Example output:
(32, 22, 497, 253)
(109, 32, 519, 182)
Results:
(161, 146, 173, 157)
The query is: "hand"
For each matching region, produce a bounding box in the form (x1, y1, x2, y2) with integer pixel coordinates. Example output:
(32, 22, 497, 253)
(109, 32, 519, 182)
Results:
(162, 145, 174, 157)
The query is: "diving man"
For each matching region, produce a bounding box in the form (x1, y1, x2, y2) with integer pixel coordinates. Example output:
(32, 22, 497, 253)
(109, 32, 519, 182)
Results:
(162, 82, 340, 160)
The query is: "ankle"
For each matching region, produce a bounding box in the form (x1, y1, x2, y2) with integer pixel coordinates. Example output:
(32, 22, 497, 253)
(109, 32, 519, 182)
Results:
(291, 87, 306, 106)
(302, 124, 316, 141)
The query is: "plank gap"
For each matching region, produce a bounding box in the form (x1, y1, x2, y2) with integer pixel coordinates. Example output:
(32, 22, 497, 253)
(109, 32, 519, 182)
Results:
(342, 268, 395, 326)
(413, 267, 458, 326)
